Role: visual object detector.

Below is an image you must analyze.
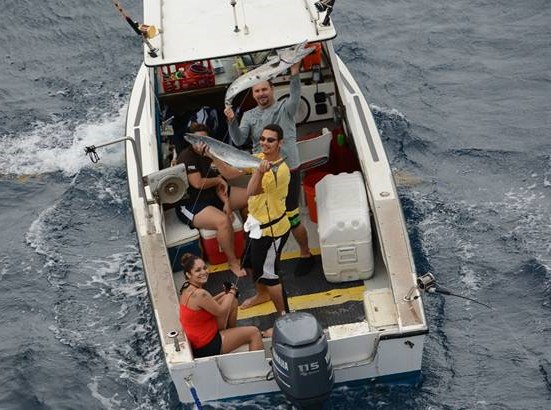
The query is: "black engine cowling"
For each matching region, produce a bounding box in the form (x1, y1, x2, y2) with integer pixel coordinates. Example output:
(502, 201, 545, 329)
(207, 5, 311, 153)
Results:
(271, 312, 334, 408)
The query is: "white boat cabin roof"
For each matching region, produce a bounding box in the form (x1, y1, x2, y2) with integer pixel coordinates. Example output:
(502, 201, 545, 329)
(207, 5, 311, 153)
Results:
(143, 0, 337, 66)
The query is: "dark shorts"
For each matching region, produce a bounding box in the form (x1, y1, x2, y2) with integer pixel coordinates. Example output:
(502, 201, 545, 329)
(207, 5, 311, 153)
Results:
(243, 231, 290, 286)
(192, 331, 222, 358)
(285, 170, 301, 228)
(175, 196, 224, 228)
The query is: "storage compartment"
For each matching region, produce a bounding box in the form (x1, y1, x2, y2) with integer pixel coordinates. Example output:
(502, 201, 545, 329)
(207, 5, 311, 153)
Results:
(168, 239, 202, 272)
(163, 208, 202, 272)
(303, 171, 330, 223)
(315, 172, 374, 282)
(199, 212, 244, 266)
(159, 60, 215, 93)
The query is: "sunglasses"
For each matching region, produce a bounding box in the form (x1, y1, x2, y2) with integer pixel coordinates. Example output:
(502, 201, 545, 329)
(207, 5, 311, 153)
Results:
(259, 136, 278, 143)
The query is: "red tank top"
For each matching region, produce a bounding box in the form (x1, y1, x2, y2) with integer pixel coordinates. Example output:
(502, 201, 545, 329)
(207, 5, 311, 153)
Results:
(179, 289, 218, 349)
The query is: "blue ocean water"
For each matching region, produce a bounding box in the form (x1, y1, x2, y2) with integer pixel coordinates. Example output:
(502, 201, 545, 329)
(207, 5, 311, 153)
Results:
(1, 0, 550, 409)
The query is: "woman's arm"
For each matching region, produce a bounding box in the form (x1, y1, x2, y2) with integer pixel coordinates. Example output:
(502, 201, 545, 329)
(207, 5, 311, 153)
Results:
(195, 288, 237, 318)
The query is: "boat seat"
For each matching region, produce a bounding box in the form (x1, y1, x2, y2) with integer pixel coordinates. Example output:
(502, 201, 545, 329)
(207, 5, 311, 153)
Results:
(163, 207, 200, 248)
(296, 127, 332, 171)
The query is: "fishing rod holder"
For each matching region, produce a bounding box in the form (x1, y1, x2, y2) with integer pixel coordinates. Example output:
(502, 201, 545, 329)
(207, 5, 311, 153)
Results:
(314, 0, 335, 26)
(404, 272, 436, 301)
(84, 136, 152, 220)
(168, 330, 181, 352)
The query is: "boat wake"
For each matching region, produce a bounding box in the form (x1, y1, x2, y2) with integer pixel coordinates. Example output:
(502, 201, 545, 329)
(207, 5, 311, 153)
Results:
(0, 107, 126, 177)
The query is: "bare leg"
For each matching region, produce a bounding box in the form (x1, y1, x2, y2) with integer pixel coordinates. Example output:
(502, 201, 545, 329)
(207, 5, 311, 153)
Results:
(240, 282, 271, 309)
(193, 207, 246, 277)
(266, 283, 286, 315)
(220, 326, 263, 353)
(292, 223, 310, 258)
(229, 186, 248, 211)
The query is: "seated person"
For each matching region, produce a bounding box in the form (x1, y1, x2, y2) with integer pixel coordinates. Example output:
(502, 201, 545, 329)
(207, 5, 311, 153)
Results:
(174, 123, 247, 277)
(178, 253, 263, 358)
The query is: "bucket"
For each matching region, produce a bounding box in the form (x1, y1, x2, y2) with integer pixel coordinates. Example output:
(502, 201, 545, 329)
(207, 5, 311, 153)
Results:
(303, 171, 329, 223)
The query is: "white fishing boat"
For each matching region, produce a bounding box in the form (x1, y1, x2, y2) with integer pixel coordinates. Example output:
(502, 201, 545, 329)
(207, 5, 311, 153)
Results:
(107, 0, 428, 406)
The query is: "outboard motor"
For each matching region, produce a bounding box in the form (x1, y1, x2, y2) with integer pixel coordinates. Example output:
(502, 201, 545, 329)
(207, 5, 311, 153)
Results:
(271, 312, 334, 408)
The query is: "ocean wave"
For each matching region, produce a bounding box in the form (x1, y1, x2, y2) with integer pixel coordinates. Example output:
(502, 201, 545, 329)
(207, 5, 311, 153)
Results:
(0, 106, 126, 176)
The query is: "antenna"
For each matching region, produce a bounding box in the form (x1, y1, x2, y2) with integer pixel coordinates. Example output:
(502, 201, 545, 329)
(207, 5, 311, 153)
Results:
(230, 0, 240, 32)
(240, 0, 250, 35)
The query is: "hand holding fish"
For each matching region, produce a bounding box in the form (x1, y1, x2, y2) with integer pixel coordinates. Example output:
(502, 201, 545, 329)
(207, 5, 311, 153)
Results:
(224, 41, 315, 106)
(257, 159, 271, 174)
(192, 142, 209, 157)
(224, 106, 236, 122)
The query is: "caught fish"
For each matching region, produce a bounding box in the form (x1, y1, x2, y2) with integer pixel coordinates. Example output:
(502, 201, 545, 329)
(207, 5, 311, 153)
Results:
(184, 133, 285, 170)
(224, 41, 315, 106)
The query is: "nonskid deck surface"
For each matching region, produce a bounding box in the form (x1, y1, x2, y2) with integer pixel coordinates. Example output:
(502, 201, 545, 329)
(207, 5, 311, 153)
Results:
(203, 252, 366, 332)
(175, 206, 368, 331)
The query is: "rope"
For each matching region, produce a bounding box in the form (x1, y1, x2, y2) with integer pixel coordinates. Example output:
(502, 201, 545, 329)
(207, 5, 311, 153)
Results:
(183, 377, 203, 409)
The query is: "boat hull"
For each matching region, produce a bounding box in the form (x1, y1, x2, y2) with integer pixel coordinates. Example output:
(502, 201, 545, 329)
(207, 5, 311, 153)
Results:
(123, 29, 427, 404)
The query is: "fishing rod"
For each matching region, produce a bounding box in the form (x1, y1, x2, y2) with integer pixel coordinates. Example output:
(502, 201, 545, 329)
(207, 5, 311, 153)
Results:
(405, 272, 492, 309)
(111, 0, 159, 57)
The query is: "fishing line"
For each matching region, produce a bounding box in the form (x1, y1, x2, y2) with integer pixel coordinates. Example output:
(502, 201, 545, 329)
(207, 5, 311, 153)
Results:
(421, 274, 551, 391)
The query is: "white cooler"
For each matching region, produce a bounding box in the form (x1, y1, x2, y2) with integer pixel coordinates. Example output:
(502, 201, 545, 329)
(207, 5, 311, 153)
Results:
(315, 172, 374, 282)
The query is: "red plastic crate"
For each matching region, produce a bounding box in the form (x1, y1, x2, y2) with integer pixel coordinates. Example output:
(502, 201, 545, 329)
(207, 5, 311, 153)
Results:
(199, 214, 244, 266)
(160, 61, 215, 93)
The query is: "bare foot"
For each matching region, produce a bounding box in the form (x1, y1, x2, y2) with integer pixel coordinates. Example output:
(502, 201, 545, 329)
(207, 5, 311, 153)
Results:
(261, 327, 273, 338)
(240, 293, 270, 310)
(228, 260, 246, 278)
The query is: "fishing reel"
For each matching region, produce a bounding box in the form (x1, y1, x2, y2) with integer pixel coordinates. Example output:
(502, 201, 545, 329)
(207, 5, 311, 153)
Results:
(417, 272, 436, 291)
(404, 272, 436, 301)
(404, 272, 492, 309)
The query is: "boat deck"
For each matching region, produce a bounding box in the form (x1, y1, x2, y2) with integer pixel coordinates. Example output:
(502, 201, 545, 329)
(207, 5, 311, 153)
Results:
(172, 205, 390, 333)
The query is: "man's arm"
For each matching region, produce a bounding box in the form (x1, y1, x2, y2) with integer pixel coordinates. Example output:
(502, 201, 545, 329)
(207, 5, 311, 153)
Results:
(224, 107, 251, 147)
(285, 62, 302, 116)
(247, 160, 270, 197)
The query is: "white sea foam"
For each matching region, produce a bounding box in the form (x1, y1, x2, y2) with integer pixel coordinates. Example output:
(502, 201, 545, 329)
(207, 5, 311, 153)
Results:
(25, 201, 67, 275)
(87, 377, 125, 410)
(0, 106, 126, 176)
(370, 104, 408, 121)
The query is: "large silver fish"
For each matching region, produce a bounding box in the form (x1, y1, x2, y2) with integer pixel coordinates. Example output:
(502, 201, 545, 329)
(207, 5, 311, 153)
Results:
(224, 41, 315, 106)
(183, 133, 285, 170)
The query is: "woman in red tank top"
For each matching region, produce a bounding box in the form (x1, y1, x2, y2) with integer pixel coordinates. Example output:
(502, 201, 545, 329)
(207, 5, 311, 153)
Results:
(179, 253, 263, 358)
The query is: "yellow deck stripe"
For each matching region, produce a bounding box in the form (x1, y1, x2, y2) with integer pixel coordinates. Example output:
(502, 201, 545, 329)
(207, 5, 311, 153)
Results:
(208, 248, 321, 273)
(237, 285, 365, 320)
